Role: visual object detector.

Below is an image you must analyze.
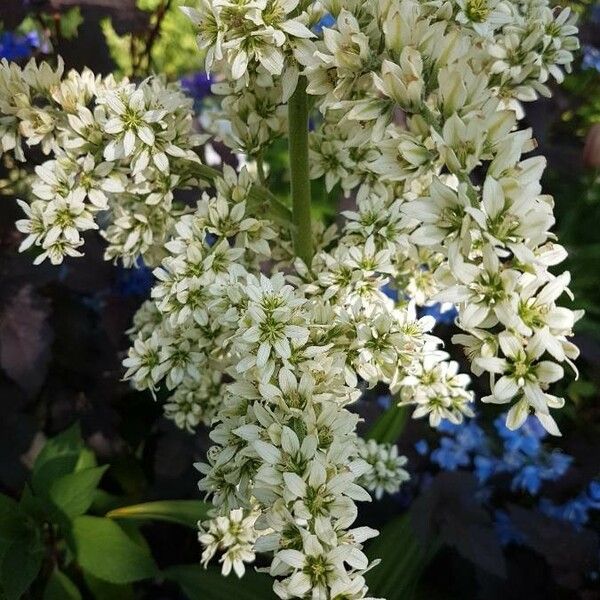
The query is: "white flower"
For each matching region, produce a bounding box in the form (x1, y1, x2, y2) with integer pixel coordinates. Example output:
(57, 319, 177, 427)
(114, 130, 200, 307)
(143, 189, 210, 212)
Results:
(436, 246, 519, 330)
(455, 0, 511, 37)
(402, 178, 472, 247)
(401, 352, 475, 427)
(199, 507, 261, 578)
(477, 331, 564, 433)
(123, 331, 168, 393)
(237, 274, 310, 371)
(275, 534, 369, 599)
(356, 439, 409, 500)
(184, 0, 314, 80)
(373, 51, 424, 111)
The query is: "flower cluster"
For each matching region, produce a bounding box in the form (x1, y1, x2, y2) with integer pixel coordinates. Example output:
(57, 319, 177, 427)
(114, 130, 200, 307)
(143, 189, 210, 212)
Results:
(0, 58, 205, 266)
(419, 414, 573, 494)
(398, 351, 475, 427)
(122, 164, 426, 596)
(198, 507, 261, 577)
(0, 0, 582, 596)
(182, 0, 315, 83)
(293, 0, 582, 435)
(356, 438, 409, 500)
(540, 480, 600, 529)
(415, 413, 600, 545)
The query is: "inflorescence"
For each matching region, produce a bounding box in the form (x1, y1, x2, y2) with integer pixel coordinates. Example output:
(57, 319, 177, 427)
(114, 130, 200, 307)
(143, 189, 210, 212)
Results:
(0, 0, 581, 597)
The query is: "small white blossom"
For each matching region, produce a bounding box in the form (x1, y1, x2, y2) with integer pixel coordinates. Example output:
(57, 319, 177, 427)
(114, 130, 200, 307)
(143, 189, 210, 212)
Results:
(356, 439, 410, 500)
(199, 508, 261, 578)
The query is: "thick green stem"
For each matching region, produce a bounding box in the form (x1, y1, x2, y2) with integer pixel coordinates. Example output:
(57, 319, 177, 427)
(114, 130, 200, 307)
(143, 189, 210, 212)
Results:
(287, 77, 313, 265)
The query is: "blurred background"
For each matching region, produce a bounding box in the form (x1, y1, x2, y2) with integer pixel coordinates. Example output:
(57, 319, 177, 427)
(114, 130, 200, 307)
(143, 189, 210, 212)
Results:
(0, 1, 599, 599)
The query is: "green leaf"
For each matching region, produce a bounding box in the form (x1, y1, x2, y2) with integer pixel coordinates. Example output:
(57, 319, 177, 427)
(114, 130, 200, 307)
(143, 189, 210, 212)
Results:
(118, 521, 152, 555)
(75, 448, 98, 472)
(83, 573, 134, 600)
(90, 489, 124, 515)
(0, 539, 44, 600)
(365, 514, 439, 599)
(107, 500, 211, 529)
(49, 466, 108, 520)
(164, 565, 275, 600)
(32, 424, 84, 494)
(0, 494, 28, 544)
(19, 485, 47, 525)
(43, 569, 81, 600)
(367, 404, 409, 444)
(71, 516, 157, 584)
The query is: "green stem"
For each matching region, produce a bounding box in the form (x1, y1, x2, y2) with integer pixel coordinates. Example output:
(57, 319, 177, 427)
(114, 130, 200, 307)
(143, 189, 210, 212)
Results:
(287, 76, 313, 265)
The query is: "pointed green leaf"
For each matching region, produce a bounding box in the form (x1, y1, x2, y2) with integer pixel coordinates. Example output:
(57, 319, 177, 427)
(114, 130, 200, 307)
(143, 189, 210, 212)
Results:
(164, 565, 275, 600)
(107, 500, 211, 529)
(90, 489, 123, 515)
(49, 466, 108, 520)
(71, 516, 157, 584)
(19, 485, 47, 525)
(367, 405, 409, 444)
(75, 448, 98, 472)
(119, 521, 152, 555)
(32, 424, 84, 493)
(0, 493, 42, 598)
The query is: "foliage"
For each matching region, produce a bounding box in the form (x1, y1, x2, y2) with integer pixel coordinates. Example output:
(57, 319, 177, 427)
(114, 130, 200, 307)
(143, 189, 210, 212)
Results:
(0, 424, 219, 598)
(102, 0, 203, 78)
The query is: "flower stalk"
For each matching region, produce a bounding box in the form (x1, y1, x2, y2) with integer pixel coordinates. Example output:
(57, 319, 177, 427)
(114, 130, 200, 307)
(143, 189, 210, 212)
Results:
(287, 76, 313, 266)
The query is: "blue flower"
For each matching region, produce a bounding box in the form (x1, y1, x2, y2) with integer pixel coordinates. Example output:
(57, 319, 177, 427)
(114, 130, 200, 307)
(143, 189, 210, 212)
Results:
(431, 419, 490, 472)
(495, 414, 544, 457)
(474, 454, 499, 483)
(180, 71, 213, 102)
(582, 46, 600, 72)
(0, 31, 40, 61)
(561, 498, 590, 527)
(313, 13, 336, 34)
(512, 463, 544, 494)
(431, 437, 470, 470)
(585, 480, 600, 509)
(414, 439, 429, 456)
(454, 421, 486, 452)
(509, 450, 572, 495)
(539, 497, 589, 528)
(437, 419, 461, 435)
(539, 451, 572, 481)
